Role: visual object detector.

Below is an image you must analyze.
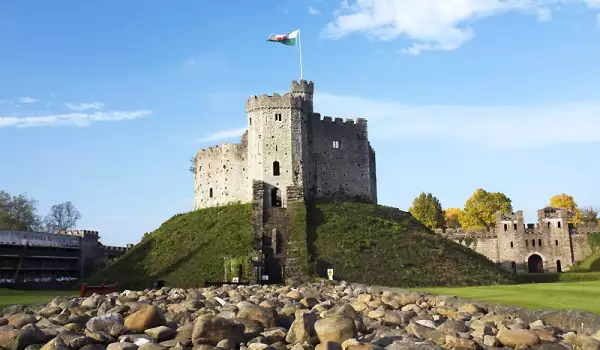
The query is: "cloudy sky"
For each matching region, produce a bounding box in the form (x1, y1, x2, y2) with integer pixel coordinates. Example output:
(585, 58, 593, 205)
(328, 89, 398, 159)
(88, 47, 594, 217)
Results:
(1, 0, 599, 245)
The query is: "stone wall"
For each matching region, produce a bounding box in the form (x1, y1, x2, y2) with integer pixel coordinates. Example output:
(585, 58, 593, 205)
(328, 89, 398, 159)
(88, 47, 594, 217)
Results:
(308, 114, 375, 201)
(194, 134, 249, 209)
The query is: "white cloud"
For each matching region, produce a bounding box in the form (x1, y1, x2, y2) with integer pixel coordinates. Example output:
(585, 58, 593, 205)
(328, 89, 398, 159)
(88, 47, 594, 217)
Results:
(64, 102, 105, 111)
(20, 97, 37, 103)
(324, 0, 600, 55)
(314, 92, 600, 149)
(196, 127, 246, 143)
(309, 6, 321, 15)
(0, 110, 151, 128)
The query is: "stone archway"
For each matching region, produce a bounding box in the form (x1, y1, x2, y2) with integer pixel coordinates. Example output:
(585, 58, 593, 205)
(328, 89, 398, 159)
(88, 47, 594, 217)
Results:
(528, 254, 544, 273)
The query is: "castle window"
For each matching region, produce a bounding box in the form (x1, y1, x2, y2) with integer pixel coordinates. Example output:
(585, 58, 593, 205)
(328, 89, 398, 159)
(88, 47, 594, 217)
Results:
(333, 140, 341, 149)
(558, 221, 562, 229)
(209, 188, 213, 198)
(555, 240, 558, 246)
(532, 239, 535, 247)
(547, 222, 551, 229)
(249, 118, 252, 125)
(514, 223, 518, 230)
(503, 224, 507, 232)
(538, 239, 542, 247)
(273, 161, 280, 176)
(510, 242, 514, 248)
(275, 113, 282, 121)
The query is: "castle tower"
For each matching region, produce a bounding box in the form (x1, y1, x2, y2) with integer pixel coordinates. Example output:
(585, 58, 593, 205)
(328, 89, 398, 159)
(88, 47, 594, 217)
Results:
(245, 81, 313, 208)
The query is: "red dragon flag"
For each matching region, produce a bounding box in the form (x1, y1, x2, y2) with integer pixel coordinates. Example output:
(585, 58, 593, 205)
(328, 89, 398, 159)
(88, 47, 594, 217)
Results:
(267, 29, 299, 46)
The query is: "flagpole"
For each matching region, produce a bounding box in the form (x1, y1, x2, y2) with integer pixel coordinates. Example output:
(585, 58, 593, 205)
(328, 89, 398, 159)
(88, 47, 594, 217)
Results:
(298, 28, 303, 80)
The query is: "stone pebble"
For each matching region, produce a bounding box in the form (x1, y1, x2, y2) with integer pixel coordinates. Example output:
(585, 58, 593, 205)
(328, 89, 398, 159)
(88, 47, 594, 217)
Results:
(0, 280, 597, 350)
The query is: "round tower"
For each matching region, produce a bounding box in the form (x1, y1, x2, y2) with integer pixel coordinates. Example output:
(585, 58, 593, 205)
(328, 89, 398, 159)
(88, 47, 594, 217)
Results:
(291, 80, 314, 114)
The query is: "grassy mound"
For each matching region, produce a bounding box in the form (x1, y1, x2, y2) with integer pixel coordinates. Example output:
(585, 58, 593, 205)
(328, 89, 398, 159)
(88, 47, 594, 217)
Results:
(310, 202, 513, 287)
(571, 250, 600, 272)
(87, 204, 253, 290)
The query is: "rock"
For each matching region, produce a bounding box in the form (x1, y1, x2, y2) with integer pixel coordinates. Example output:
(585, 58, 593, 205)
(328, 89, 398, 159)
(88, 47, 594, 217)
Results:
(191, 315, 244, 346)
(261, 328, 287, 344)
(0, 324, 47, 350)
(315, 341, 342, 350)
(216, 339, 236, 350)
(572, 335, 600, 349)
(8, 314, 37, 329)
(405, 321, 435, 340)
(40, 337, 70, 350)
(483, 335, 498, 347)
(237, 303, 277, 329)
(437, 320, 468, 334)
(497, 329, 540, 347)
(286, 291, 303, 301)
(124, 306, 166, 332)
(314, 316, 357, 344)
(138, 344, 166, 350)
(350, 302, 367, 313)
(286, 312, 317, 345)
(107, 342, 137, 350)
(79, 345, 107, 350)
(86, 313, 123, 333)
(145, 326, 174, 341)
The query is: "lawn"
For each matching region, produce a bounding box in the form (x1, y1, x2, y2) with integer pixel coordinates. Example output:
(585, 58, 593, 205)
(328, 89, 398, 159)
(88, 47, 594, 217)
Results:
(0, 289, 77, 308)
(415, 280, 600, 314)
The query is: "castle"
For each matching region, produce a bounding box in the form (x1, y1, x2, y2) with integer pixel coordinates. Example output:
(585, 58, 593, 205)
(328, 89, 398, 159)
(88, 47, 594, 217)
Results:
(436, 207, 598, 273)
(193, 80, 377, 282)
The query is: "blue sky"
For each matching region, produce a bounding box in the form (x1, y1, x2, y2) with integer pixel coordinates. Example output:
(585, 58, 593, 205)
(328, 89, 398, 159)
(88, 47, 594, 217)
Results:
(1, 0, 599, 246)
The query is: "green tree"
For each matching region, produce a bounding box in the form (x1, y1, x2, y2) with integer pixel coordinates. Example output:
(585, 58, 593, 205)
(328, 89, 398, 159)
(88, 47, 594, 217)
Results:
(408, 192, 445, 230)
(459, 189, 513, 230)
(0, 190, 41, 231)
(550, 193, 584, 224)
(444, 208, 462, 229)
(581, 206, 598, 224)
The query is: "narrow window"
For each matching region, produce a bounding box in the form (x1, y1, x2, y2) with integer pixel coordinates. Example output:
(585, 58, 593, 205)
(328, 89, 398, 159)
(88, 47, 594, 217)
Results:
(333, 140, 340, 149)
(503, 224, 508, 232)
(275, 113, 282, 121)
(271, 187, 282, 207)
(209, 188, 213, 198)
(249, 118, 252, 125)
(273, 161, 280, 176)
(514, 223, 518, 230)
(510, 242, 514, 248)
(555, 240, 558, 246)
(547, 222, 551, 228)
(538, 239, 542, 247)
(558, 221, 562, 229)
(532, 239, 535, 247)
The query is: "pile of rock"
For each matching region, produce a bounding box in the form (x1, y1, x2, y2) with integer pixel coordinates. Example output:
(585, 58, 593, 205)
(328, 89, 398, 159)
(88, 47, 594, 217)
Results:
(0, 280, 599, 350)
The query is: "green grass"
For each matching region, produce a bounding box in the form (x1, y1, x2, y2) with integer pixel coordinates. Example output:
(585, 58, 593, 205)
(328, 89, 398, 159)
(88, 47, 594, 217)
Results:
(0, 289, 77, 308)
(415, 280, 600, 314)
(86, 203, 253, 290)
(571, 250, 600, 272)
(310, 201, 513, 287)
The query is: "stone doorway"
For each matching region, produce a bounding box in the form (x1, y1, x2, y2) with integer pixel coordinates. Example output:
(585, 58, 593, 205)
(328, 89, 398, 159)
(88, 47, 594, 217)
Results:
(556, 260, 562, 273)
(528, 254, 544, 273)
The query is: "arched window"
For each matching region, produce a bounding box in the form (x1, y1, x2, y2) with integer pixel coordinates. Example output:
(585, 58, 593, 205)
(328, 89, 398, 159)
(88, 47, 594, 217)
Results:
(273, 161, 280, 176)
(510, 242, 514, 248)
(532, 239, 535, 247)
(511, 261, 517, 275)
(514, 223, 518, 230)
(558, 221, 562, 229)
(209, 188, 213, 198)
(555, 240, 559, 246)
(503, 224, 508, 231)
(538, 239, 542, 247)
(547, 222, 551, 228)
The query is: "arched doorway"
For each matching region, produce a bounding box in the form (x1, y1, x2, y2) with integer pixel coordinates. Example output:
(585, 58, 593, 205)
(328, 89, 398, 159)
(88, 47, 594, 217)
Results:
(271, 187, 282, 207)
(528, 254, 544, 273)
(511, 261, 517, 275)
(556, 260, 562, 273)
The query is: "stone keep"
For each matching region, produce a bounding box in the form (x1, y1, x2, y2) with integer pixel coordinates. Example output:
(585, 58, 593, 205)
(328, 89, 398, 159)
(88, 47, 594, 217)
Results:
(193, 80, 377, 210)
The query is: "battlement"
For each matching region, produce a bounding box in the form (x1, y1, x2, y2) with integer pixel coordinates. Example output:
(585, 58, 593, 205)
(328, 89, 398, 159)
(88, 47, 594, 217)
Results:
(103, 245, 128, 253)
(291, 80, 314, 94)
(436, 227, 498, 239)
(312, 113, 368, 128)
(538, 206, 569, 220)
(196, 140, 246, 156)
(573, 222, 600, 235)
(245, 93, 306, 112)
(58, 229, 99, 238)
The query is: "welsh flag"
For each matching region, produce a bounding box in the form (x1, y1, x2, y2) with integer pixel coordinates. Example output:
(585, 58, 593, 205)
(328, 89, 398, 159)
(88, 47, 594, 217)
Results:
(267, 30, 298, 46)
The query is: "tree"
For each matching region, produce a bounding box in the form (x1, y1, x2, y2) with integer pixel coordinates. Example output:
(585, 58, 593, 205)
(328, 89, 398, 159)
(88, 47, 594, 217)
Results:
(0, 190, 42, 231)
(408, 192, 445, 230)
(459, 189, 513, 230)
(549, 193, 584, 224)
(43, 201, 81, 232)
(581, 206, 598, 224)
(444, 208, 462, 229)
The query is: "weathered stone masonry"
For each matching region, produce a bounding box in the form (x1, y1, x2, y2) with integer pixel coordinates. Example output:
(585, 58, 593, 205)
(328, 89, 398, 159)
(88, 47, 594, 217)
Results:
(193, 80, 377, 282)
(436, 207, 599, 273)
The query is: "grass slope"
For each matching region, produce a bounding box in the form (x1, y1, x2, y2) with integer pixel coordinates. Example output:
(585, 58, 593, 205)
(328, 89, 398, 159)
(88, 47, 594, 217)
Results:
(571, 250, 600, 272)
(87, 204, 253, 290)
(310, 202, 513, 287)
